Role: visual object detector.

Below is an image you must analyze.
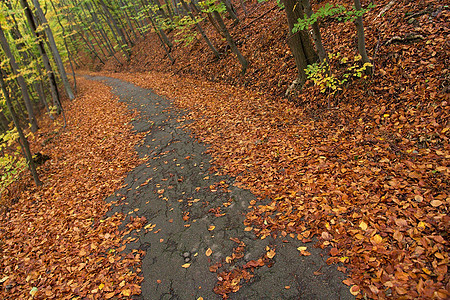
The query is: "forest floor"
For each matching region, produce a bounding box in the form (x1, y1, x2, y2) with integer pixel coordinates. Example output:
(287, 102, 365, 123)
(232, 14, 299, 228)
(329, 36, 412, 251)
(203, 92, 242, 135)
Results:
(0, 0, 448, 299)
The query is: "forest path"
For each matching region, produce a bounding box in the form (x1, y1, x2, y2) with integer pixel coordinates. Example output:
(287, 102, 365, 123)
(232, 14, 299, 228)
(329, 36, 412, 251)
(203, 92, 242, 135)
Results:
(86, 75, 353, 300)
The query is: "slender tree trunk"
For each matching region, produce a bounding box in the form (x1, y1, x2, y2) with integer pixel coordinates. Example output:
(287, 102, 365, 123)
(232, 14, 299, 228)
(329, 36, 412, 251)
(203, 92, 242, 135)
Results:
(353, 0, 372, 74)
(180, 0, 219, 58)
(76, 27, 105, 64)
(6, 8, 50, 117)
(281, 0, 318, 91)
(119, 0, 138, 41)
(33, 0, 74, 100)
(300, 0, 326, 62)
(19, 0, 62, 114)
(148, 0, 173, 49)
(172, 0, 180, 16)
(0, 68, 42, 186)
(48, 0, 77, 95)
(149, 16, 175, 64)
(212, 10, 248, 73)
(240, 0, 248, 16)
(132, 3, 146, 36)
(98, 0, 131, 59)
(0, 24, 38, 132)
(164, 0, 174, 20)
(221, 0, 239, 25)
(0, 109, 10, 130)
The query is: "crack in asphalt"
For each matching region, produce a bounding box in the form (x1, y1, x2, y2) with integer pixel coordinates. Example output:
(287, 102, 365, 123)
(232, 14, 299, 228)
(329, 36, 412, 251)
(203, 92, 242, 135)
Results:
(86, 75, 354, 300)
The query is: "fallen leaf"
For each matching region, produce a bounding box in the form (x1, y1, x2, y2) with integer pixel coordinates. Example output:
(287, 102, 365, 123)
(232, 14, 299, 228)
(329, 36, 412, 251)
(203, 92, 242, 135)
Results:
(182, 263, 191, 268)
(372, 234, 383, 244)
(359, 221, 368, 230)
(430, 200, 443, 207)
(206, 248, 212, 257)
(266, 249, 276, 259)
(350, 285, 360, 296)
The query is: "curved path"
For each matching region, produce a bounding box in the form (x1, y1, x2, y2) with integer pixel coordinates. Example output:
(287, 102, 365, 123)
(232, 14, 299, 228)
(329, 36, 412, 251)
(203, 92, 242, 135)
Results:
(87, 75, 353, 300)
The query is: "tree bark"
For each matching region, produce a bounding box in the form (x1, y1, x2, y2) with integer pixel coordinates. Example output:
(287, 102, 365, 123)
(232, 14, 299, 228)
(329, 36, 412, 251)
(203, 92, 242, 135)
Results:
(98, 0, 131, 59)
(0, 68, 42, 186)
(19, 0, 62, 114)
(0, 24, 38, 132)
(281, 0, 318, 90)
(48, 0, 77, 95)
(300, 0, 326, 62)
(353, 0, 372, 74)
(148, 16, 175, 64)
(0, 109, 10, 131)
(33, 0, 75, 100)
(212, 10, 248, 73)
(221, 0, 239, 25)
(179, 0, 219, 58)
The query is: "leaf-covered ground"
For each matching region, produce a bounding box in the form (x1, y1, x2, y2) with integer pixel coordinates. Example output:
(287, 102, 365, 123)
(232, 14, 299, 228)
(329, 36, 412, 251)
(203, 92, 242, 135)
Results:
(85, 0, 449, 298)
(1, 0, 448, 299)
(0, 78, 144, 299)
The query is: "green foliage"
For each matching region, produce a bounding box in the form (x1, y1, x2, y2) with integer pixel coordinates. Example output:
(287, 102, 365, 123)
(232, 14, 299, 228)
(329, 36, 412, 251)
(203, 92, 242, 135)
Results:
(0, 129, 27, 195)
(305, 53, 373, 95)
(198, 0, 227, 14)
(292, 3, 375, 33)
(172, 16, 202, 46)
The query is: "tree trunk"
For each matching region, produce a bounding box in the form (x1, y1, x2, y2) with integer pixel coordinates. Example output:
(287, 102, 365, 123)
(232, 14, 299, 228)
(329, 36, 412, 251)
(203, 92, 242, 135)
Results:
(212, 10, 248, 73)
(33, 0, 75, 100)
(0, 109, 10, 131)
(19, 0, 62, 114)
(300, 0, 326, 62)
(119, 0, 139, 41)
(180, 0, 220, 58)
(0, 68, 42, 186)
(281, 0, 318, 90)
(148, 16, 175, 64)
(48, 0, 77, 96)
(353, 0, 372, 74)
(0, 24, 38, 132)
(221, 0, 239, 25)
(240, 0, 248, 16)
(98, 0, 131, 59)
(6, 6, 50, 117)
(76, 26, 106, 64)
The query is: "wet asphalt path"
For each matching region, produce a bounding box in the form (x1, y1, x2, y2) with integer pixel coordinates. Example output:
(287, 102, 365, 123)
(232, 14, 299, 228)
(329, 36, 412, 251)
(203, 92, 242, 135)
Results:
(87, 76, 353, 300)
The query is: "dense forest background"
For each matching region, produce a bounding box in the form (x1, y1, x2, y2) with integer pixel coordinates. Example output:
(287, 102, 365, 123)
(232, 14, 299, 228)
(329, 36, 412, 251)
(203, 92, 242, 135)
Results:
(0, 0, 448, 299)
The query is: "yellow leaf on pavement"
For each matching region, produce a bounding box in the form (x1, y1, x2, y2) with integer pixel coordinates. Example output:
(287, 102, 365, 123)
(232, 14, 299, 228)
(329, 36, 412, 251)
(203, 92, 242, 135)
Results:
(267, 249, 276, 259)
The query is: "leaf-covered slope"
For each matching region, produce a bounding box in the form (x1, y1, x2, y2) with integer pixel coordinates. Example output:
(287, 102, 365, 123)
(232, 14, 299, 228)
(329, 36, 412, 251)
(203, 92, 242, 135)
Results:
(0, 78, 144, 299)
